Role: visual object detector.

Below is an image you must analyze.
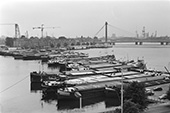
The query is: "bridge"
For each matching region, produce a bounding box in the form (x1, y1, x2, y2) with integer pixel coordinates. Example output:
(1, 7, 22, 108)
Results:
(111, 37, 170, 45)
(95, 22, 170, 45)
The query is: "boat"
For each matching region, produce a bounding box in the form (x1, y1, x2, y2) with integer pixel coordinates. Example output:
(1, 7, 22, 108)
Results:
(41, 80, 65, 88)
(30, 71, 66, 83)
(13, 55, 24, 60)
(30, 82, 42, 92)
(47, 59, 66, 67)
(57, 70, 160, 100)
(64, 71, 142, 86)
(22, 54, 41, 60)
(63, 69, 119, 79)
(57, 81, 122, 100)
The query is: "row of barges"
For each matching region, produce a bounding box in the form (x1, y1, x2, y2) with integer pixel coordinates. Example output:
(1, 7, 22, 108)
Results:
(30, 53, 170, 101)
(0, 48, 88, 62)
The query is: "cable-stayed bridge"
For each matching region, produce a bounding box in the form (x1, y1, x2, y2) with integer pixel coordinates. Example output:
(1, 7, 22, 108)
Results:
(95, 22, 170, 45)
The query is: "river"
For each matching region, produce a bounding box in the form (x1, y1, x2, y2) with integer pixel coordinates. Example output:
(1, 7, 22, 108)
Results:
(0, 44, 170, 113)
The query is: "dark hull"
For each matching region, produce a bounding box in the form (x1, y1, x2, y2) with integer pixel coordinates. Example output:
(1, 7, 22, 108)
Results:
(57, 87, 105, 100)
(14, 55, 24, 60)
(104, 87, 120, 98)
(48, 62, 60, 67)
(30, 82, 42, 92)
(57, 97, 105, 110)
(30, 71, 66, 83)
(30, 72, 43, 83)
(0, 51, 13, 56)
(23, 55, 41, 60)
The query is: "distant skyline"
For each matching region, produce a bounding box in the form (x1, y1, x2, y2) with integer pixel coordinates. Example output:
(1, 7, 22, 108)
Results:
(0, 0, 170, 38)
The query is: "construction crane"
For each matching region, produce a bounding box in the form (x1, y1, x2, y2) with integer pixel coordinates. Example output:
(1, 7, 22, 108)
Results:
(0, 23, 20, 38)
(33, 24, 59, 38)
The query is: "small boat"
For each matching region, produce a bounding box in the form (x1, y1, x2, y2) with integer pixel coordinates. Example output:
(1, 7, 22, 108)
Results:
(30, 71, 66, 83)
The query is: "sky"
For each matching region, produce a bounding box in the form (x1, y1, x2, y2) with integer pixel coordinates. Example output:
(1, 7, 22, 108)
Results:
(0, 0, 170, 38)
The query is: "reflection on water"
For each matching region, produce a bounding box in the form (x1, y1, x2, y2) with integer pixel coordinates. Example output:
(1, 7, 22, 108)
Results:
(57, 97, 120, 110)
(30, 83, 42, 93)
(105, 98, 120, 108)
(31, 82, 121, 111)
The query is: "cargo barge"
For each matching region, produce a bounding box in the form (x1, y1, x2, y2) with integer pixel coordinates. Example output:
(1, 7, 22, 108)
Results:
(57, 81, 122, 100)
(57, 71, 170, 100)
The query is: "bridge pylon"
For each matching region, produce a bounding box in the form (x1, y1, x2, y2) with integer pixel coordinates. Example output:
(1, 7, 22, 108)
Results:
(105, 22, 108, 43)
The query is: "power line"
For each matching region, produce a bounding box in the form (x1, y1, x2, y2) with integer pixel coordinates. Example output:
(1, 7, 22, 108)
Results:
(0, 74, 29, 94)
(108, 24, 135, 36)
(94, 25, 105, 37)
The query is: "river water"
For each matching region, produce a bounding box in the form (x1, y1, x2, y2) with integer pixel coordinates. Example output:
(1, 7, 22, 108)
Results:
(0, 44, 170, 113)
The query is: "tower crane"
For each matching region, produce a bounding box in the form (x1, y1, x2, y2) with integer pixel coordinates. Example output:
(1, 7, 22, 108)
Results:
(33, 24, 59, 38)
(0, 23, 20, 38)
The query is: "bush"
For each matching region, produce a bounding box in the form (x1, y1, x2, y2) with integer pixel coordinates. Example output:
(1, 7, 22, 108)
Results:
(114, 100, 140, 113)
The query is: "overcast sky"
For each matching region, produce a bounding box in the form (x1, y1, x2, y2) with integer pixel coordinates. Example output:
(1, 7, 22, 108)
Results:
(0, 0, 170, 38)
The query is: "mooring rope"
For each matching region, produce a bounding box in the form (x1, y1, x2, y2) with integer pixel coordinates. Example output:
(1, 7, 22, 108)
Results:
(0, 74, 30, 93)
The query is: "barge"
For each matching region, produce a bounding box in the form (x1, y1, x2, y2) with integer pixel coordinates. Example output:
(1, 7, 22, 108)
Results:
(30, 71, 66, 83)
(57, 81, 122, 100)
(57, 71, 169, 100)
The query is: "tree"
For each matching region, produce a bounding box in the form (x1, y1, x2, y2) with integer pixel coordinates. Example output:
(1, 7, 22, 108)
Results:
(71, 43, 75, 46)
(57, 43, 61, 48)
(50, 43, 55, 48)
(166, 85, 170, 100)
(82, 42, 86, 45)
(90, 42, 94, 45)
(86, 42, 89, 46)
(5, 37, 14, 47)
(123, 100, 140, 113)
(124, 81, 148, 111)
(63, 42, 68, 47)
(58, 36, 67, 40)
(94, 36, 98, 40)
(114, 100, 140, 113)
(76, 42, 80, 46)
(20, 35, 27, 39)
